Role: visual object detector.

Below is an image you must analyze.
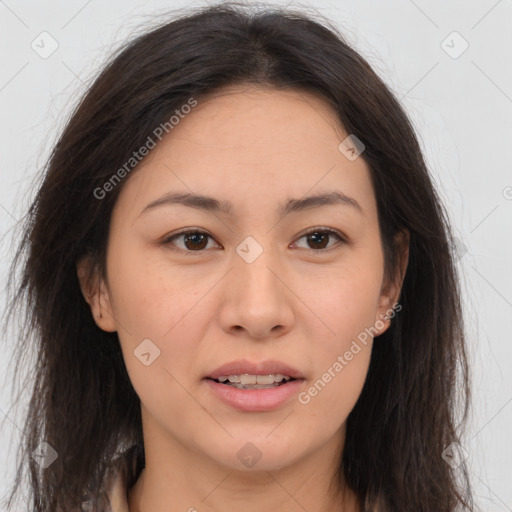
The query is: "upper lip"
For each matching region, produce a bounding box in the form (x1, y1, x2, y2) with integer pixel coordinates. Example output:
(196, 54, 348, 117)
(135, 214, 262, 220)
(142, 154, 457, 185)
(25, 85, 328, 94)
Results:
(205, 359, 304, 380)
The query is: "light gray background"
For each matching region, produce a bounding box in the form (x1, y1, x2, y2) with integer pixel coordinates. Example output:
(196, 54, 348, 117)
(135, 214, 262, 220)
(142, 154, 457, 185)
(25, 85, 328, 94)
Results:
(0, 0, 511, 510)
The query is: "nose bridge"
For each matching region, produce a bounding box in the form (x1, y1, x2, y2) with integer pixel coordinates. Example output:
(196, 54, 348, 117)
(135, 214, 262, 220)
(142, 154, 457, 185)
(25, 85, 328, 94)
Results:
(234, 236, 284, 303)
(219, 235, 293, 337)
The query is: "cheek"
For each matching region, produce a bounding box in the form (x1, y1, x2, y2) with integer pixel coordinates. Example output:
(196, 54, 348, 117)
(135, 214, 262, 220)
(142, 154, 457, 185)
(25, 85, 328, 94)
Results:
(108, 240, 202, 337)
(111, 260, 207, 420)
(295, 257, 381, 418)
(298, 342, 372, 437)
(107, 245, 213, 400)
(302, 256, 384, 352)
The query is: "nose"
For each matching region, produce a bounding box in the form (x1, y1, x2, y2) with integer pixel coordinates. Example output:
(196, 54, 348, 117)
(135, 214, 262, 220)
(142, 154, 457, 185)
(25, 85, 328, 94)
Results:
(218, 249, 295, 340)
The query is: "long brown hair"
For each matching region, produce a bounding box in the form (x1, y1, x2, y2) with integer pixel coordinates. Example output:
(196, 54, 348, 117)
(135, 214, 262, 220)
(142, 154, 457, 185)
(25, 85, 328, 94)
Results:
(2, 2, 476, 511)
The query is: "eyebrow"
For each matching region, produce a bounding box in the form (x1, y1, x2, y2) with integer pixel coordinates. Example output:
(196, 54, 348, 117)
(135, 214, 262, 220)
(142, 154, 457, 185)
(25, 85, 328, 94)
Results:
(138, 190, 363, 218)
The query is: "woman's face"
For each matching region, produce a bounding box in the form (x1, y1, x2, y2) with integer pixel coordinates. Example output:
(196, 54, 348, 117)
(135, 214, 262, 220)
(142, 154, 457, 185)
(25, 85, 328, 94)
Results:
(79, 85, 407, 474)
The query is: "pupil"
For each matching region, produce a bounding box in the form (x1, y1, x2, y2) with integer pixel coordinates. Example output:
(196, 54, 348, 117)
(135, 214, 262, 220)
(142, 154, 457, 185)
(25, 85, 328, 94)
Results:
(185, 233, 207, 250)
(309, 232, 328, 249)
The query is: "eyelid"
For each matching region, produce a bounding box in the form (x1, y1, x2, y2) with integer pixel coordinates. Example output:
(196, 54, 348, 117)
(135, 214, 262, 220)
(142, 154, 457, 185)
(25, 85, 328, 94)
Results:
(294, 226, 347, 244)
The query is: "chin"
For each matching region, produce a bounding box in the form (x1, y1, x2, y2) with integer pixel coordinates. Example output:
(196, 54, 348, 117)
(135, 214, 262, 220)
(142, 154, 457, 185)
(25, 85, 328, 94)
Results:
(204, 437, 301, 472)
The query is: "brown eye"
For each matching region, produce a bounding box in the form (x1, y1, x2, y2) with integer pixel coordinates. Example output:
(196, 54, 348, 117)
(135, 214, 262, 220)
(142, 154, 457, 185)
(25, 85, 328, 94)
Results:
(162, 227, 345, 255)
(163, 230, 218, 252)
(294, 228, 345, 252)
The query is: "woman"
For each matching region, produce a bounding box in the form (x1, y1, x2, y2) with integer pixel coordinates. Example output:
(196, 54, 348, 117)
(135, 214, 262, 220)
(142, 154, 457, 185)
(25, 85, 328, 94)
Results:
(3, 2, 476, 511)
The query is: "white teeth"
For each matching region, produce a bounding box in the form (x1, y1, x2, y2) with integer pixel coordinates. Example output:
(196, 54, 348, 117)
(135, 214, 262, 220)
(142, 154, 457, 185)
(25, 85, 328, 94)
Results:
(217, 374, 292, 384)
(256, 374, 286, 384)
(241, 374, 257, 385)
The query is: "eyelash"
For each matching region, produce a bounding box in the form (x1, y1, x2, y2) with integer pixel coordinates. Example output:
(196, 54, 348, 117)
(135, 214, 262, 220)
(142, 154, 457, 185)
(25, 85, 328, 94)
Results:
(161, 227, 346, 255)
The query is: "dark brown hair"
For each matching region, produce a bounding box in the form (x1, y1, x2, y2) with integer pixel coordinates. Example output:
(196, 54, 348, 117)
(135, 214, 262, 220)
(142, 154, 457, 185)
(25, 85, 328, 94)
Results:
(2, 2, 476, 511)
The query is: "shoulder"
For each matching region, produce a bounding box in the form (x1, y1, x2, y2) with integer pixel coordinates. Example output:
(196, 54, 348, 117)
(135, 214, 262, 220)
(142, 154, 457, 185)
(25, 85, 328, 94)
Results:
(82, 446, 140, 512)
(105, 467, 130, 512)
(106, 446, 141, 512)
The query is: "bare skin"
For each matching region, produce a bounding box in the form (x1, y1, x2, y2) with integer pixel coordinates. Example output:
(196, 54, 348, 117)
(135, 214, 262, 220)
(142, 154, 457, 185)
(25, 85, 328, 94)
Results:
(78, 84, 409, 512)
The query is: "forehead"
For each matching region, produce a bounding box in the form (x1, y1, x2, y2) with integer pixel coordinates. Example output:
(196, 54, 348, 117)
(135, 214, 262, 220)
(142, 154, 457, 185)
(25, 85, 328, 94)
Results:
(173, 84, 347, 153)
(113, 85, 376, 225)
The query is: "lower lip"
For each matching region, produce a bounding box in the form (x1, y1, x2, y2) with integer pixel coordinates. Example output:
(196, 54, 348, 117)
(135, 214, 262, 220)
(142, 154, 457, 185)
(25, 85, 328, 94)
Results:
(204, 378, 304, 412)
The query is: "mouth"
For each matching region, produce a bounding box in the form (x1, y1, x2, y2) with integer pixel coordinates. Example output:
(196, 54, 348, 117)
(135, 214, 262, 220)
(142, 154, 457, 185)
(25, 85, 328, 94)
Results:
(205, 374, 299, 390)
(203, 376, 304, 412)
(203, 359, 305, 411)
(205, 359, 304, 384)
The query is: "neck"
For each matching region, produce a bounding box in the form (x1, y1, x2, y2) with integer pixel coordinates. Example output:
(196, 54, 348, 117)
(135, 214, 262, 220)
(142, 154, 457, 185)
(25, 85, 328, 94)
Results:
(127, 451, 360, 512)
